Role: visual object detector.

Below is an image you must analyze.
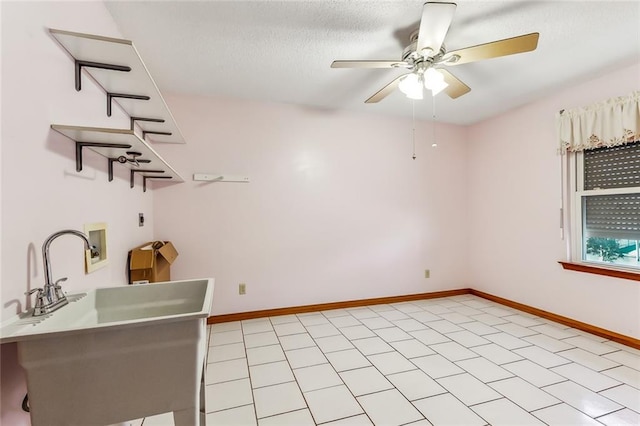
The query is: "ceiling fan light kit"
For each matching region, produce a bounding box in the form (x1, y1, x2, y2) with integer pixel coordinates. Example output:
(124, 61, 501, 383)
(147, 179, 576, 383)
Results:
(399, 74, 424, 100)
(423, 68, 448, 95)
(398, 68, 449, 99)
(331, 1, 539, 104)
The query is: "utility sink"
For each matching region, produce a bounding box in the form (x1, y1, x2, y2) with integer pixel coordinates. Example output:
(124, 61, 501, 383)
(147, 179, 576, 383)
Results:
(0, 278, 215, 426)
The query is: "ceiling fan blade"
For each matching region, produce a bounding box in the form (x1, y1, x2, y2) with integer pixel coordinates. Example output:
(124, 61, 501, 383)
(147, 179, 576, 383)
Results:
(365, 74, 409, 103)
(416, 2, 457, 55)
(438, 69, 470, 99)
(331, 60, 410, 69)
(444, 32, 539, 66)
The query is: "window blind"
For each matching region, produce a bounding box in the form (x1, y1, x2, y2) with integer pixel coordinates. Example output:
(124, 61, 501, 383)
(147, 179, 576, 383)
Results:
(584, 193, 640, 240)
(584, 141, 640, 190)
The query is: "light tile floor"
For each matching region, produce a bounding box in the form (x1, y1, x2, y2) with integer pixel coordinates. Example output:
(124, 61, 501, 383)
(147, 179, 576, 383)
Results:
(141, 294, 640, 425)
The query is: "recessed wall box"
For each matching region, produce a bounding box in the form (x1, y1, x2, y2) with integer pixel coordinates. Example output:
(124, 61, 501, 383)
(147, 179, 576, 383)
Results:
(84, 222, 108, 273)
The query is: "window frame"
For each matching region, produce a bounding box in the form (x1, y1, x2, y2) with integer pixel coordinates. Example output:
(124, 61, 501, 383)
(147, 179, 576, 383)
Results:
(568, 147, 640, 274)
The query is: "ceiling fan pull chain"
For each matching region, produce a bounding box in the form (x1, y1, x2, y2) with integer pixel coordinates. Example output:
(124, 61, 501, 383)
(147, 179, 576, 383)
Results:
(432, 95, 438, 148)
(412, 100, 417, 160)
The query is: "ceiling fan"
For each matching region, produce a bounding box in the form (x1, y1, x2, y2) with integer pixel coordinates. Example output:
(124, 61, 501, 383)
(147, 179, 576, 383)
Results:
(331, 1, 539, 103)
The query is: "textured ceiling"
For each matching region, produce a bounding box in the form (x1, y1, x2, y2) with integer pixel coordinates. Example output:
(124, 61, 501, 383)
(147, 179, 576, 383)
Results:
(105, 1, 640, 125)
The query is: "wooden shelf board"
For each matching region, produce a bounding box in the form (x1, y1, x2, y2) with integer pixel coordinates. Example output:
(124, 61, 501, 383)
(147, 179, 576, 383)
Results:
(49, 28, 185, 145)
(51, 124, 184, 182)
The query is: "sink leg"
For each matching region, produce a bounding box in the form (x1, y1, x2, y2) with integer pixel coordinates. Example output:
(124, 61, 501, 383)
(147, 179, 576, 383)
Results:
(173, 406, 199, 426)
(199, 362, 207, 425)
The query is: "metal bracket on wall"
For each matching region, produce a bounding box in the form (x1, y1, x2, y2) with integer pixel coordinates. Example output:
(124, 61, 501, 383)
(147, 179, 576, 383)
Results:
(193, 173, 250, 183)
(142, 130, 173, 141)
(75, 60, 131, 92)
(106, 93, 151, 117)
(143, 176, 173, 192)
(130, 116, 165, 131)
(75, 141, 131, 172)
(130, 169, 165, 188)
(107, 155, 151, 182)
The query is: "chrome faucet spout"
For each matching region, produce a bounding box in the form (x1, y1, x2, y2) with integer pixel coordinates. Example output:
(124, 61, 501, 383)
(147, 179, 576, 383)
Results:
(35, 230, 98, 316)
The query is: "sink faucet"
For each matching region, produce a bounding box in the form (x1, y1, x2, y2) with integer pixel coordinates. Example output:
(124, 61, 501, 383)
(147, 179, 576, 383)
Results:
(29, 230, 99, 316)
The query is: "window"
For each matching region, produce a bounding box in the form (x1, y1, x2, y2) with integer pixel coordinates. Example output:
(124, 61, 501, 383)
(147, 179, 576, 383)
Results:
(571, 141, 640, 270)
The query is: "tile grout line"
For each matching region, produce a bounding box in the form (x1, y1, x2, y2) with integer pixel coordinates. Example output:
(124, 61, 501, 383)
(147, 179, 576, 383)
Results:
(317, 303, 427, 424)
(592, 406, 629, 420)
(271, 314, 321, 424)
(240, 320, 259, 424)
(314, 307, 389, 425)
(333, 299, 487, 424)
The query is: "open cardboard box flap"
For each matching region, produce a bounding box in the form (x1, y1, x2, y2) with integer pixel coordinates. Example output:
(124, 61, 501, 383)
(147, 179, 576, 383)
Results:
(157, 242, 178, 264)
(128, 241, 178, 282)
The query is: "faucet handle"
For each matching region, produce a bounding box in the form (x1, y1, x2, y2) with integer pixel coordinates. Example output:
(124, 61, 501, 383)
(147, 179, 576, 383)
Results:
(25, 288, 46, 310)
(53, 277, 68, 300)
(25, 288, 44, 296)
(54, 277, 68, 288)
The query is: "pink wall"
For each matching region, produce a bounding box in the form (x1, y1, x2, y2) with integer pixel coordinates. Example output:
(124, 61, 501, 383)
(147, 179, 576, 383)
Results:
(154, 95, 470, 315)
(467, 61, 640, 339)
(1, 2, 155, 424)
(1, 2, 638, 424)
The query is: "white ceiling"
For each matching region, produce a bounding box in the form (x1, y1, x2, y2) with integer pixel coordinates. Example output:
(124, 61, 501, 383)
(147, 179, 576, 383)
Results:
(105, 0, 640, 125)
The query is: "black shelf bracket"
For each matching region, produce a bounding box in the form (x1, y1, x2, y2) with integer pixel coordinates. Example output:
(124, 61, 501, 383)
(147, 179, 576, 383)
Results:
(142, 130, 173, 141)
(107, 93, 151, 117)
(130, 169, 165, 188)
(130, 116, 165, 131)
(107, 155, 151, 182)
(75, 60, 131, 92)
(143, 176, 173, 192)
(75, 141, 131, 172)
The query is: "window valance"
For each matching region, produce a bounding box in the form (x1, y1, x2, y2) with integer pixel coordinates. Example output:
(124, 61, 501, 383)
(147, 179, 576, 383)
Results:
(557, 90, 640, 152)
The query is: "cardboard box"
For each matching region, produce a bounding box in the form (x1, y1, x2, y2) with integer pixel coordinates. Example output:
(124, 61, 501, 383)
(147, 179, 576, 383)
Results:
(129, 241, 179, 283)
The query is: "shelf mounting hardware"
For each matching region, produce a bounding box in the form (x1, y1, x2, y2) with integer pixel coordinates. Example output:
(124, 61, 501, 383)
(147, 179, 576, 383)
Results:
(120, 151, 151, 168)
(143, 176, 173, 192)
(107, 152, 151, 182)
(130, 117, 165, 131)
(142, 130, 173, 141)
(75, 60, 131, 92)
(75, 141, 131, 172)
(107, 93, 151, 117)
(130, 169, 165, 188)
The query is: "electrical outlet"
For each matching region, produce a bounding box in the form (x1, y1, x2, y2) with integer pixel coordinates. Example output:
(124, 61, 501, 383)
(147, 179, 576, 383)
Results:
(425, 269, 430, 278)
(239, 283, 246, 295)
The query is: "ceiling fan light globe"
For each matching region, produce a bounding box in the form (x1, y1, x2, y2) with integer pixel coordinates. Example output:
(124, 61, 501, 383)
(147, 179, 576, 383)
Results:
(424, 68, 445, 88)
(398, 73, 424, 99)
(406, 90, 424, 100)
(429, 79, 449, 96)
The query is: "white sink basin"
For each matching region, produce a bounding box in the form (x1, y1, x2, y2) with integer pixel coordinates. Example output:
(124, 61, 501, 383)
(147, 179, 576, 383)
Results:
(1, 278, 214, 426)
(1, 279, 213, 342)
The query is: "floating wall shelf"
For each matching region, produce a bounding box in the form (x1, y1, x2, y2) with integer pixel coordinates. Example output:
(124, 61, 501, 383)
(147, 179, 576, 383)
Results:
(51, 125, 184, 191)
(49, 28, 186, 144)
